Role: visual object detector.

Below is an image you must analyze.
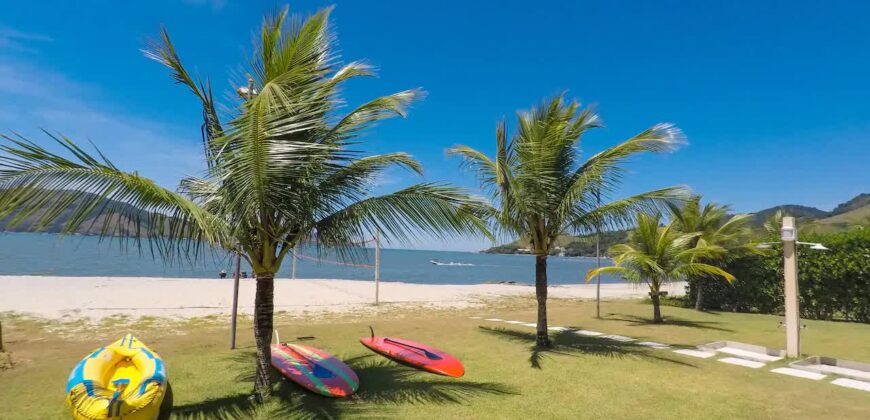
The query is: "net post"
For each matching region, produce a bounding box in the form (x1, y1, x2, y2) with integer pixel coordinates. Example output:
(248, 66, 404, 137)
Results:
(230, 251, 241, 350)
(374, 230, 381, 305)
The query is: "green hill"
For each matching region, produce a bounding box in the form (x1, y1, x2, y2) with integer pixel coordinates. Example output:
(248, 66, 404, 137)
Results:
(484, 193, 869, 254)
(830, 193, 870, 216)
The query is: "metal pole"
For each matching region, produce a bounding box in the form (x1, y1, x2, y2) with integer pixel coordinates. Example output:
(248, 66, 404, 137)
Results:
(374, 230, 381, 305)
(230, 251, 241, 350)
(229, 77, 254, 351)
(782, 216, 800, 357)
(595, 189, 601, 318)
(291, 247, 297, 280)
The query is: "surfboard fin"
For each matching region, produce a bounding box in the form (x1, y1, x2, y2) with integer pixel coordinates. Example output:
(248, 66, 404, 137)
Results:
(369, 325, 375, 339)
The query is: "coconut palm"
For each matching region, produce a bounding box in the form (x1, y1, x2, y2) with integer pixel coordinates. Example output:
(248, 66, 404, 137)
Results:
(666, 197, 754, 309)
(450, 95, 688, 346)
(587, 213, 735, 323)
(0, 7, 486, 400)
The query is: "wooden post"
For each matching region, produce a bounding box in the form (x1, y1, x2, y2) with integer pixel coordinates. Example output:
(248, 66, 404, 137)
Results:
(782, 216, 800, 357)
(374, 230, 381, 305)
(0, 320, 4, 352)
(230, 252, 241, 350)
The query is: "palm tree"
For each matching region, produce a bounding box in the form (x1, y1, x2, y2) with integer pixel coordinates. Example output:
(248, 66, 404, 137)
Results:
(666, 197, 753, 309)
(587, 213, 735, 323)
(450, 95, 687, 346)
(0, 7, 486, 401)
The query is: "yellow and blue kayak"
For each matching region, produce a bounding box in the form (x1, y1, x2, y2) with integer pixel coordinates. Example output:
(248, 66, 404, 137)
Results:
(65, 334, 168, 420)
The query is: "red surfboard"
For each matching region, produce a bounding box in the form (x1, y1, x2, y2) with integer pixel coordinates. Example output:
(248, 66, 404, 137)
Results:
(270, 343, 359, 397)
(360, 331, 465, 378)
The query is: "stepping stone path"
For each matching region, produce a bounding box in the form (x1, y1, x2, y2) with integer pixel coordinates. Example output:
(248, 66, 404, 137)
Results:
(573, 330, 603, 336)
(673, 349, 716, 359)
(831, 378, 870, 392)
(637, 341, 671, 349)
(771, 367, 827, 380)
(601, 334, 635, 342)
(714, 346, 783, 363)
(473, 317, 870, 394)
(718, 357, 765, 369)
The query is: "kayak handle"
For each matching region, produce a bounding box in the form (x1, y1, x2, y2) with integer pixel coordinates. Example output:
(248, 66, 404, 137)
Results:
(383, 337, 442, 360)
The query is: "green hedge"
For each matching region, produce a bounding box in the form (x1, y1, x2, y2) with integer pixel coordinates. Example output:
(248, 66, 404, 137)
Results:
(688, 229, 870, 322)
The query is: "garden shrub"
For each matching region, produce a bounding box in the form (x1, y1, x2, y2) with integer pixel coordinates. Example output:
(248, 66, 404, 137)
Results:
(686, 229, 870, 322)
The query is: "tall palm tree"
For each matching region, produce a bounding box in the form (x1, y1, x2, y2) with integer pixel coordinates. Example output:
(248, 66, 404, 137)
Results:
(0, 7, 486, 401)
(666, 197, 753, 309)
(450, 95, 687, 346)
(587, 213, 735, 323)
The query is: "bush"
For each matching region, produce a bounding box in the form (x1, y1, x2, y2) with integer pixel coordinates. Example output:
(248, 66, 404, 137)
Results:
(689, 229, 870, 322)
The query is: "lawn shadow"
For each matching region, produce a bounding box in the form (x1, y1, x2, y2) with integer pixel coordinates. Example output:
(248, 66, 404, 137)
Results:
(174, 350, 516, 419)
(270, 354, 517, 418)
(171, 393, 260, 419)
(478, 326, 697, 370)
(601, 313, 735, 332)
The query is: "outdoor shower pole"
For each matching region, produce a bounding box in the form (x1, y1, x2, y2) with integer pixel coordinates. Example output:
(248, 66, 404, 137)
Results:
(374, 230, 381, 305)
(229, 251, 241, 350)
(782, 216, 800, 357)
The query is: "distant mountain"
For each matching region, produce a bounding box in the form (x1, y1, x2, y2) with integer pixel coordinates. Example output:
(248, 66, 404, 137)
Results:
(0, 190, 156, 236)
(750, 204, 830, 226)
(830, 193, 870, 216)
(484, 193, 869, 254)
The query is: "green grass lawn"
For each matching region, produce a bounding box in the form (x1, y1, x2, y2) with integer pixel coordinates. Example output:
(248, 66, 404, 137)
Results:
(2, 299, 869, 419)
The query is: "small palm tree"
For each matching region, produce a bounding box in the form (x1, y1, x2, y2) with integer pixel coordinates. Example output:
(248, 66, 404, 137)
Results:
(667, 197, 754, 309)
(587, 213, 735, 323)
(450, 95, 687, 346)
(0, 7, 485, 400)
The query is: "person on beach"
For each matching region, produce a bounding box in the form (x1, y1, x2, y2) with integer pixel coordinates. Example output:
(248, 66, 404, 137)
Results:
(219, 269, 227, 279)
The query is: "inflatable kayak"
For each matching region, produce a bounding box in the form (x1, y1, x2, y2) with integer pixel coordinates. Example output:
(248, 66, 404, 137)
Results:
(66, 334, 168, 420)
(360, 328, 465, 377)
(271, 337, 359, 397)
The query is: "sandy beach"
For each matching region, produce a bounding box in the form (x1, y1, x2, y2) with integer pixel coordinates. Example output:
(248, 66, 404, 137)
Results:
(0, 275, 685, 320)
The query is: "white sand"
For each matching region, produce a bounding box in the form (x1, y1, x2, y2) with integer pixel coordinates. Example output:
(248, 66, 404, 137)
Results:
(0, 275, 685, 320)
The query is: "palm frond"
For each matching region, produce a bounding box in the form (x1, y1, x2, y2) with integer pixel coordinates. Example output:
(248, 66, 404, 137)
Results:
(0, 132, 226, 259)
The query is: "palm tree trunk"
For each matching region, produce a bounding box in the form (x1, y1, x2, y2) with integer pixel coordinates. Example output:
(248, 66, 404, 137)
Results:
(253, 272, 275, 401)
(651, 292, 662, 323)
(694, 279, 704, 310)
(535, 255, 551, 347)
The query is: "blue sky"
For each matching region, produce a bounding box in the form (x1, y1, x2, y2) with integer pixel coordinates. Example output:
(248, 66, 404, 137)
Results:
(1, 0, 868, 251)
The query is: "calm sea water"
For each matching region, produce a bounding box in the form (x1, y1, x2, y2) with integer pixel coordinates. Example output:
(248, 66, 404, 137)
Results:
(0, 232, 617, 285)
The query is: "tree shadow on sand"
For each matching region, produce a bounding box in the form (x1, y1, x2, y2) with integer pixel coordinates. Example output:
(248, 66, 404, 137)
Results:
(172, 351, 516, 419)
(478, 326, 697, 370)
(601, 313, 735, 332)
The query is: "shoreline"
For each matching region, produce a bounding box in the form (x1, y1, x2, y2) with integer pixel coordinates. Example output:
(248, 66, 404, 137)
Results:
(0, 275, 685, 320)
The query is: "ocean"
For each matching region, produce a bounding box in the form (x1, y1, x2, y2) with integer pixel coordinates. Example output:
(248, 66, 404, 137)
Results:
(0, 232, 618, 285)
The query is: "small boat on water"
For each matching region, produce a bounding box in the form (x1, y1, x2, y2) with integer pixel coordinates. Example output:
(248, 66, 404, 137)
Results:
(429, 259, 474, 266)
(66, 334, 168, 420)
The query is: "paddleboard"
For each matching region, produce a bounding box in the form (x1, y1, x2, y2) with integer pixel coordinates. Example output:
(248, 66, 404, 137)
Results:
(270, 343, 359, 397)
(360, 334, 465, 377)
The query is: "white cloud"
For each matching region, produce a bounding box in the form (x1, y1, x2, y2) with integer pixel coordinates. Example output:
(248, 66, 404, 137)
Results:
(0, 26, 52, 52)
(182, 0, 228, 12)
